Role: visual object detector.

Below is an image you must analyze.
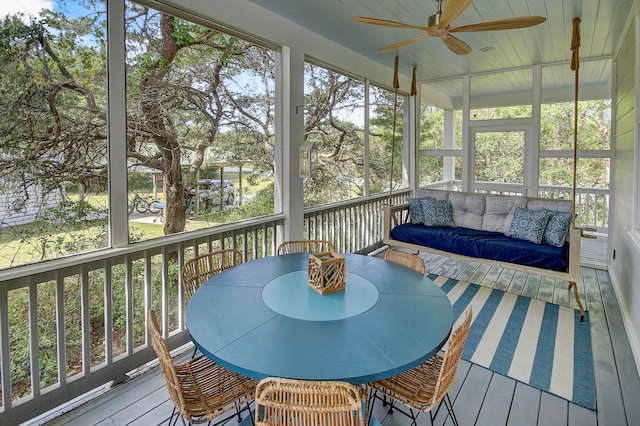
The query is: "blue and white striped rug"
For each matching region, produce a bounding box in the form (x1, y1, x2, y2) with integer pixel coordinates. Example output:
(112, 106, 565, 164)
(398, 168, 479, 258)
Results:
(429, 273, 595, 410)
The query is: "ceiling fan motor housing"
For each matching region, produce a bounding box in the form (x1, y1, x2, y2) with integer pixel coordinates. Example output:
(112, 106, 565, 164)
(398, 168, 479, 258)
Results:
(428, 13, 441, 27)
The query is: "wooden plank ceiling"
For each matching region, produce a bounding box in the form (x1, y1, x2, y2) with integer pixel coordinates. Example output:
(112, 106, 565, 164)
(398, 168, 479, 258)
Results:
(249, 0, 632, 105)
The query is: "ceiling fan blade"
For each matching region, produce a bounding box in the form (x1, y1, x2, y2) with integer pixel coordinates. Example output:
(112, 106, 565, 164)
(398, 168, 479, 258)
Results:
(440, 0, 474, 27)
(352, 16, 429, 31)
(378, 32, 432, 53)
(441, 34, 472, 55)
(449, 16, 546, 32)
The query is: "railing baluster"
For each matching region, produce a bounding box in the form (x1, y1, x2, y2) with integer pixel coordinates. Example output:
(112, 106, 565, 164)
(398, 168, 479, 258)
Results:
(1, 282, 11, 411)
(104, 259, 113, 366)
(125, 257, 134, 356)
(29, 279, 39, 398)
(81, 268, 90, 375)
(56, 273, 66, 388)
(0, 216, 285, 420)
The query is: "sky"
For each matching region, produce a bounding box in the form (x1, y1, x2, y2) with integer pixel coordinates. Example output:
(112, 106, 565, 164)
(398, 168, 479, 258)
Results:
(1, 0, 54, 18)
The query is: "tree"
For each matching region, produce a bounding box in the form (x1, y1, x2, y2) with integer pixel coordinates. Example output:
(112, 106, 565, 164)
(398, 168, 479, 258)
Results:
(0, 2, 277, 247)
(418, 101, 611, 190)
(369, 86, 404, 193)
(302, 64, 403, 205)
(0, 2, 405, 265)
(0, 12, 108, 199)
(124, 5, 275, 234)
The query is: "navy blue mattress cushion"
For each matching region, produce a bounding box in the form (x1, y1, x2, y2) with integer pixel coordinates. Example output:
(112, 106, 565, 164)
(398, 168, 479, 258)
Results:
(390, 223, 569, 272)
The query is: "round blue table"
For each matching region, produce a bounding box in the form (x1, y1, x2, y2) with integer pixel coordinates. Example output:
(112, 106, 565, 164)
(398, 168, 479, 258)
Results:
(185, 253, 453, 385)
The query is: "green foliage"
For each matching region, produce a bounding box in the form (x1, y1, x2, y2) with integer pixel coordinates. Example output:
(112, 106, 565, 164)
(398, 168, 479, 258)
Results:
(302, 64, 405, 204)
(470, 105, 532, 120)
(232, 183, 275, 219)
(128, 171, 154, 191)
(3, 199, 108, 265)
(0, 15, 45, 63)
(419, 100, 611, 189)
(474, 131, 524, 184)
(419, 106, 445, 150)
(369, 87, 404, 194)
(7, 254, 181, 400)
(302, 63, 367, 204)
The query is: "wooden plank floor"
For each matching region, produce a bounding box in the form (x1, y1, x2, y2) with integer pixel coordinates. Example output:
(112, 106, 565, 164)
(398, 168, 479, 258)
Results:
(580, 234, 608, 270)
(43, 245, 639, 426)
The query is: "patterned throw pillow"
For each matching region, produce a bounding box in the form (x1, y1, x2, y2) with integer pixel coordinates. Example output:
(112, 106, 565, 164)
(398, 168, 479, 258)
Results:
(544, 210, 573, 247)
(408, 198, 426, 224)
(506, 207, 550, 244)
(421, 198, 455, 227)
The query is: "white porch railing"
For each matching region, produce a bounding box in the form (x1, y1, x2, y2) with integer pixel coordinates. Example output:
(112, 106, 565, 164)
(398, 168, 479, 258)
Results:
(303, 191, 409, 253)
(538, 185, 609, 233)
(0, 191, 410, 424)
(421, 181, 609, 233)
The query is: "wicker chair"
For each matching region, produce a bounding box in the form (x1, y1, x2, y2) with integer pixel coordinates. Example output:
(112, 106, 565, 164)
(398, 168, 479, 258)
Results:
(148, 310, 257, 425)
(181, 248, 243, 301)
(276, 239, 335, 255)
(367, 307, 473, 426)
(384, 249, 426, 275)
(254, 377, 366, 426)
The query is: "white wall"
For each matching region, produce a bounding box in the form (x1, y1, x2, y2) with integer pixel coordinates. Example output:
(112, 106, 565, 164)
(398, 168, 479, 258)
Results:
(610, 8, 640, 371)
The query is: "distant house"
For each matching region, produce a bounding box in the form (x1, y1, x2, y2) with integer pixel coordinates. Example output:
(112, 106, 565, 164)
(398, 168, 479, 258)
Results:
(0, 180, 65, 228)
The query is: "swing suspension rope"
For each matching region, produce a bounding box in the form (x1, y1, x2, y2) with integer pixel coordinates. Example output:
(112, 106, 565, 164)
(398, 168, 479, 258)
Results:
(388, 56, 400, 206)
(388, 58, 417, 206)
(570, 17, 581, 227)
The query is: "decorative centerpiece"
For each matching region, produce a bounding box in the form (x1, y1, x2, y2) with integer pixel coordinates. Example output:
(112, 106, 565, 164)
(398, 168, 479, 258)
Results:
(307, 252, 346, 294)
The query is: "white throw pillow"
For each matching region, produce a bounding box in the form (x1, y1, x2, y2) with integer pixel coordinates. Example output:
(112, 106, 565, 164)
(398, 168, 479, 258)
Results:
(482, 195, 528, 233)
(448, 193, 485, 230)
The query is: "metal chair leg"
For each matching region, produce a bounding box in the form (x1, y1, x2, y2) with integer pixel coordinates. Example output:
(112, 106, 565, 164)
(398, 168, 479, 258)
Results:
(443, 394, 459, 426)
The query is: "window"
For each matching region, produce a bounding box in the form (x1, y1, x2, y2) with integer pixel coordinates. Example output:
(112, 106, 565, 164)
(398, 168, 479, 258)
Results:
(419, 156, 462, 188)
(369, 84, 405, 194)
(540, 61, 611, 231)
(474, 130, 525, 190)
(303, 63, 365, 205)
(418, 78, 463, 190)
(0, 1, 108, 269)
(124, 2, 276, 241)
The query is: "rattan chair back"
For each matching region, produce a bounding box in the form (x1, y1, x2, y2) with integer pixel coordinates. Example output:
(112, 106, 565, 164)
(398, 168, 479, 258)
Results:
(149, 310, 187, 416)
(368, 307, 473, 424)
(384, 249, 426, 275)
(181, 248, 243, 300)
(148, 310, 257, 425)
(276, 239, 335, 255)
(254, 377, 365, 426)
(432, 307, 473, 405)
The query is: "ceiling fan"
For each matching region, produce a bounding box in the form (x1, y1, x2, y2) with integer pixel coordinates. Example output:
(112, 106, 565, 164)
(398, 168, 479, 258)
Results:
(353, 0, 546, 55)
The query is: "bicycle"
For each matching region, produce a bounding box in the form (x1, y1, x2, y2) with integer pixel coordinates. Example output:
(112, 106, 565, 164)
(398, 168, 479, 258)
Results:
(128, 194, 162, 215)
(148, 199, 163, 214)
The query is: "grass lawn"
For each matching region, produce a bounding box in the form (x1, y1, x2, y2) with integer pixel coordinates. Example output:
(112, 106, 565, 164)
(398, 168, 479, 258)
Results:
(0, 173, 273, 269)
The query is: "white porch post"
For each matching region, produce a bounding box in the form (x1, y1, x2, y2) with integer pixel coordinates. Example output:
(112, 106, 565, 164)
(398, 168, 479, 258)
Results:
(364, 79, 370, 196)
(107, 0, 128, 248)
(461, 75, 472, 191)
(406, 93, 416, 191)
(528, 65, 543, 197)
(275, 46, 305, 243)
(443, 109, 456, 184)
